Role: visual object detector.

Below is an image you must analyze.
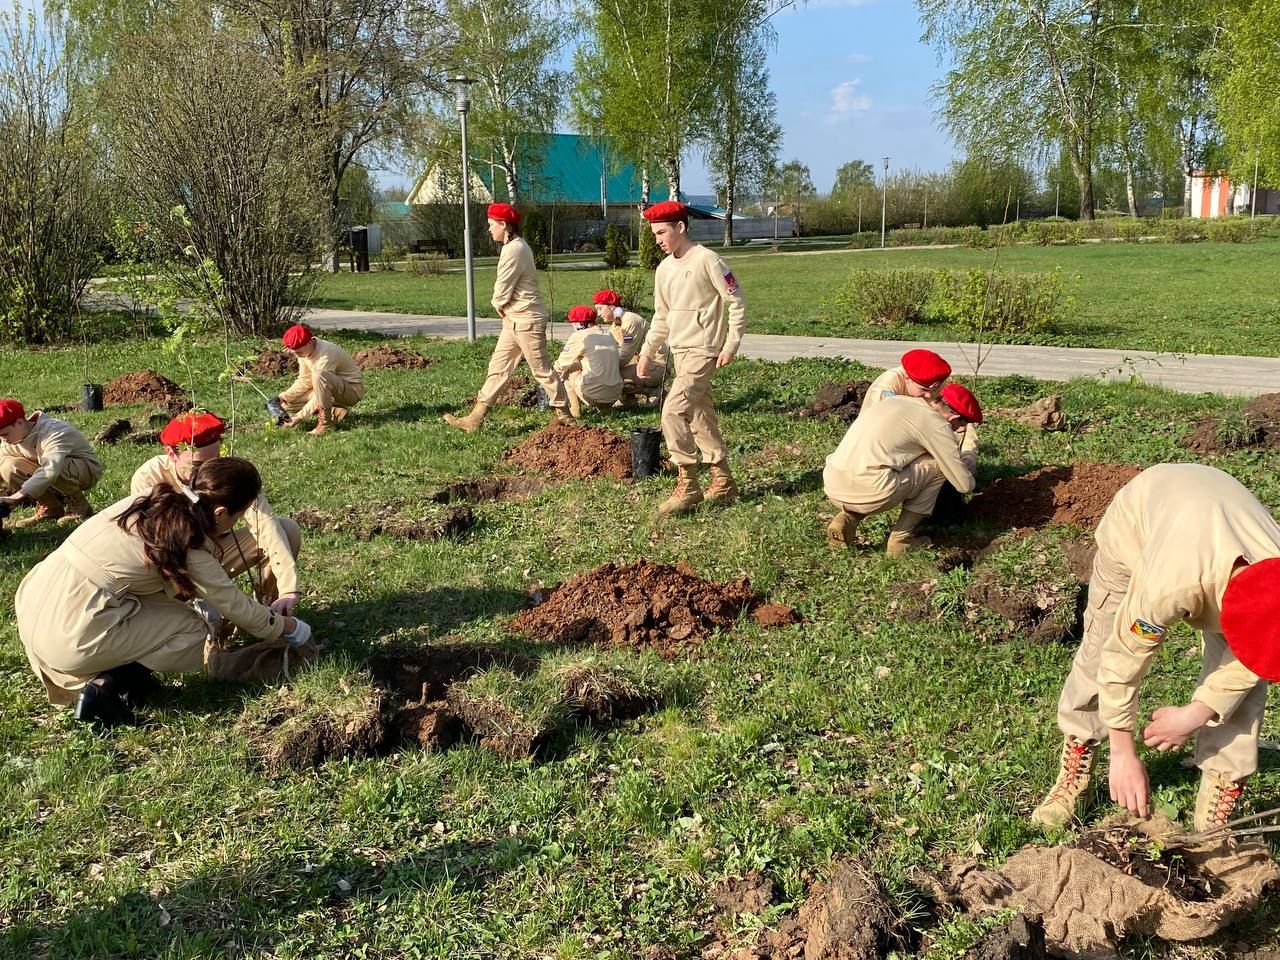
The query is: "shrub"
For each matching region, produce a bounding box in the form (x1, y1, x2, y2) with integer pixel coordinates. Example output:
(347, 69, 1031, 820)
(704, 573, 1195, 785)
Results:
(930, 267, 1065, 335)
(603, 223, 630, 269)
(602, 268, 648, 314)
(522, 208, 550, 269)
(1205, 217, 1257, 243)
(405, 252, 447, 276)
(374, 240, 401, 272)
(835, 268, 937, 327)
(638, 222, 663, 270)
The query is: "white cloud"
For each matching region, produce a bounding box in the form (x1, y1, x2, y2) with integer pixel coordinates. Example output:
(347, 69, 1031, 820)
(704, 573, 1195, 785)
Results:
(829, 80, 873, 118)
(847, 52, 871, 64)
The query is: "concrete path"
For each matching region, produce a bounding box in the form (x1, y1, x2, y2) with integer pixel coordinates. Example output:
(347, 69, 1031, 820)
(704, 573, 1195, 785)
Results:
(304, 307, 1280, 398)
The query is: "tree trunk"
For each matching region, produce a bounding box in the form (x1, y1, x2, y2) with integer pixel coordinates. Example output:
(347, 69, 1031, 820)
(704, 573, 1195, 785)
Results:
(641, 167, 650, 208)
(723, 179, 734, 246)
(664, 154, 680, 202)
(329, 181, 343, 273)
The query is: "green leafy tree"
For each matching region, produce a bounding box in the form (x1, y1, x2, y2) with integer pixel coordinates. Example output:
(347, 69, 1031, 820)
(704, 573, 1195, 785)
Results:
(766, 160, 816, 233)
(1210, 0, 1280, 189)
(339, 163, 378, 226)
(603, 223, 630, 269)
(831, 160, 875, 200)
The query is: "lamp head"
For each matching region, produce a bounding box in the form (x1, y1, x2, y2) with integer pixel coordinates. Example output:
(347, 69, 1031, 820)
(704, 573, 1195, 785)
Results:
(451, 75, 474, 112)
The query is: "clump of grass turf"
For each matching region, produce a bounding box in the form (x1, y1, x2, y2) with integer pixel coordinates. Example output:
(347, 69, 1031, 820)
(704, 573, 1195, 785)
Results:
(237, 660, 386, 771)
(545, 650, 661, 722)
(446, 667, 573, 759)
(962, 530, 1084, 645)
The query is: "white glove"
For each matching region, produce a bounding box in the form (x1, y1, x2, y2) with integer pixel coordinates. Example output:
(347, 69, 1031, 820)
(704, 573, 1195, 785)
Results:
(283, 617, 312, 648)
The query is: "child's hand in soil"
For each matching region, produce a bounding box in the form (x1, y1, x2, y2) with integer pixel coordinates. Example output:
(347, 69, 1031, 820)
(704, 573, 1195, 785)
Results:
(1108, 732, 1151, 818)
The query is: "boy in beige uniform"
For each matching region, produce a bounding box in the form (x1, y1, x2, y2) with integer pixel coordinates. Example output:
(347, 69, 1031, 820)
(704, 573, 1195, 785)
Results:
(858, 349, 952, 419)
(636, 201, 746, 515)
(275, 324, 364, 435)
(1032, 463, 1280, 832)
(556, 306, 624, 416)
(131, 411, 302, 614)
(444, 203, 570, 432)
(593, 289, 667, 398)
(0, 398, 102, 528)
(823, 385, 981, 556)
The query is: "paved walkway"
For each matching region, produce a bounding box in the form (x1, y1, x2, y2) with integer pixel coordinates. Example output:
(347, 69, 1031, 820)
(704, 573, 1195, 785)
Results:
(304, 307, 1280, 398)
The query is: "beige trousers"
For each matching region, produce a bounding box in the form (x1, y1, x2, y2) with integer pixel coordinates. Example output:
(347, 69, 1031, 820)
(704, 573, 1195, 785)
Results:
(476, 321, 568, 409)
(565, 372, 622, 410)
(281, 371, 364, 417)
(214, 516, 301, 601)
(829, 454, 947, 518)
(1056, 548, 1267, 780)
(0, 454, 101, 498)
(662, 352, 726, 467)
(621, 360, 666, 390)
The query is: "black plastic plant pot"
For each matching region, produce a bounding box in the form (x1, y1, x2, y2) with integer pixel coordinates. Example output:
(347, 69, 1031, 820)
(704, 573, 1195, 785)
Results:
(81, 384, 103, 412)
(265, 398, 288, 424)
(630, 427, 663, 479)
(535, 386, 550, 412)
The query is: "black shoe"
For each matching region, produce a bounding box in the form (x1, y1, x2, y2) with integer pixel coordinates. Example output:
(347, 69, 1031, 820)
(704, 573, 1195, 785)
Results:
(73, 679, 137, 727)
(106, 662, 163, 706)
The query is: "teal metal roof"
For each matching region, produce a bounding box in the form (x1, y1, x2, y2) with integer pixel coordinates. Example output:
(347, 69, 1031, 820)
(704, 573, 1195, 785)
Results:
(376, 201, 411, 219)
(478, 134, 678, 206)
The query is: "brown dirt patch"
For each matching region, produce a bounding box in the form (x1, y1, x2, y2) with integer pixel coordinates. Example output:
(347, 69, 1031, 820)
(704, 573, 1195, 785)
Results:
(129, 430, 160, 446)
(710, 871, 777, 919)
(556, 662, 655, 722)
(993, 395, 1067, 432)
(240, 684, 386, 771)
(294, 503, 475, 541)
(1070, 825, 1220, 902)
(249, 348, 295, 378)
(962, 915, 1046, 960)
(103, 370, 187, 410)
(504, 422, 632, 481)
(751, 603, 802, 628)
(477, 373, 539, 408)
(1186, 393, 1280, 454)
(94, 418, 133, 444)
(795, 380, 872, 422)
(964, 577, 1081, 645)
(429, 476, 548, 504)
(967, 463, 1139, 530)
(353, 345, 436, 370)
(510, 559, 785, 657)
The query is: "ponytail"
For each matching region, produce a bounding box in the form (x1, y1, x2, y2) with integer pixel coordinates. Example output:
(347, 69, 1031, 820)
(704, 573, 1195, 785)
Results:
(118, 457, 262, 599)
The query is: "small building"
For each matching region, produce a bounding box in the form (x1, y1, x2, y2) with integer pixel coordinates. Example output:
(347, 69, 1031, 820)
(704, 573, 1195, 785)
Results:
(1189, 171, 1280, 218)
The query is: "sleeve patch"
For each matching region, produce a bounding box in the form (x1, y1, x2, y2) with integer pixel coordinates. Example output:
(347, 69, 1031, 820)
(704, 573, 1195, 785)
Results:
(879, 389, 897, 399)
(1130, 618, 1167, 641)
(623, 335, 634, 342)
(723, 271, 740, 294)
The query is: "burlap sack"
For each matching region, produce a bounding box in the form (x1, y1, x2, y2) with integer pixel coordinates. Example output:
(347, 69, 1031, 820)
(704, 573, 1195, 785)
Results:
(204, 636, 319, 684)
(943, 817, 1279, 958)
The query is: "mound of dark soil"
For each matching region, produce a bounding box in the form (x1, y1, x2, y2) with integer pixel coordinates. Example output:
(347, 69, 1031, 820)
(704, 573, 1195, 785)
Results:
(478, 373, 539, 409)
(796, 380, 872, 422)
(504, 422, 632, 480)
(103, 370, 186, 410)
(511, 559, 791, 657)
(249, 348, 295, 378)
(967, 463, 1139, 530)
(1186, 393, 1280, 454)
(1071, 825, 1219, 902)
(963, 915, 1046, 960)
(430, 476, 547, 504)
(94, 418, 133, 444)
(354, 345, 436, 370)
(294, 503, 474, 541)
(710, 871, 777, 919)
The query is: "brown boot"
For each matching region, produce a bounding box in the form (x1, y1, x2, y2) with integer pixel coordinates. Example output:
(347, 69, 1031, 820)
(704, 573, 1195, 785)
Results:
(13, 493, 64, 528)
(554, 408, 574, 424)
(1030, 736, 1098, 828)
(1193, 771, 1245, 833)
(885, 509, 933, 557)
(443, 402, 490, 433)
(826, 510, 864, 549)
(657, 465, 704, 516)
(566, 391, 582, 419)
(703, 463, 738, 504)
(56, 489, 94, 526)
(309, 410, 330, 435)
(331, 406, 350, 422)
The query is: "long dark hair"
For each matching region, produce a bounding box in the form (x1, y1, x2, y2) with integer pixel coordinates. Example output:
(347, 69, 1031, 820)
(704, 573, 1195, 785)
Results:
(118, 456, 262, 599)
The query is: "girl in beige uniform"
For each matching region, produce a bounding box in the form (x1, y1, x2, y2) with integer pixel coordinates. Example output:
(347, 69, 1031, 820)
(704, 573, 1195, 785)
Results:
(858, 349, 951, 419)
(823, 385, 981, 555)
(555, 306, 623, 416)
(593, 289, 667, 399)
(0, 398, 102, 527)
(16, 457, 311, 726)
(276, 324, 365, 435)
(1032, 463, 1280, 832)
(444, 202, 569, 432)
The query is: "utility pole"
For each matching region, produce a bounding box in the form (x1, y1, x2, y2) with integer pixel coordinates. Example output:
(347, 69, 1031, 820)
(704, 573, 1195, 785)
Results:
(1055, 182, 1060, 218)
(880, 157, 889, 248)
(857, 195, 862, 233)
(1252, 152, 1260, 219)
(452, 76, 477, 343)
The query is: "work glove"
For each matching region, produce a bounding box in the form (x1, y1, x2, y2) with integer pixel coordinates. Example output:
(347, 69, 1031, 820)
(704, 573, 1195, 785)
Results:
(282, 617, 312, 648)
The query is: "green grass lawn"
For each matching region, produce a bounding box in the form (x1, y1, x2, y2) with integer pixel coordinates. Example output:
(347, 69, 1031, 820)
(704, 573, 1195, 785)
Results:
(1, 333, 1278, 958)
(309, 239, 1280, 357)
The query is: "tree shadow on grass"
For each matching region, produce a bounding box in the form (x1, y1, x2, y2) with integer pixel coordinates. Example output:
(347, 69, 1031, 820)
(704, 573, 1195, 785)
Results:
(346, 401, 453, 428)
(0, 841, 530, 958)
(316, 585, 530, 644)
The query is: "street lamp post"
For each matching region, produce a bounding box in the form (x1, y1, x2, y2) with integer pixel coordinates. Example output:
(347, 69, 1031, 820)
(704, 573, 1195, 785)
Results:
(880, 157, 890, 248)
(452, 75, 477, 343)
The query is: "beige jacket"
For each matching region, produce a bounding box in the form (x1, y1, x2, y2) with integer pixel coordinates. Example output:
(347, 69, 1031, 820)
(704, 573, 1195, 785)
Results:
(859, 367, 911, 417)
(1094, 463, 1279, 731)
(611, 309, 668, 368)
(0, 413, 103, 498)
(823, 396, 977, 508)
(131, 455, 298, 597)
(491, 237, 548, 328)
(278, 339, 364, 418)
(642, 244, 746, 361)
(556, 328, 623, 403)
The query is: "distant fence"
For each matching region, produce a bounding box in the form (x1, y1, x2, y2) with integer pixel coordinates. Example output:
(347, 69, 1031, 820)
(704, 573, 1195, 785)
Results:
(689, 217, 795, 241)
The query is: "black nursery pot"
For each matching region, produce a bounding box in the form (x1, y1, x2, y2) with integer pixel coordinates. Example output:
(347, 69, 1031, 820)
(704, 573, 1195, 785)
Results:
(630, 427, 663, 479)
(81, 384, 103, 412)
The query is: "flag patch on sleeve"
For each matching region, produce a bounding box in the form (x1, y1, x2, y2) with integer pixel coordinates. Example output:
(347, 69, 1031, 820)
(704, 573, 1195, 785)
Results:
(623, 335, 634, 342)
(723, 270, 740, 294)
(1130, 618, 1166, 641)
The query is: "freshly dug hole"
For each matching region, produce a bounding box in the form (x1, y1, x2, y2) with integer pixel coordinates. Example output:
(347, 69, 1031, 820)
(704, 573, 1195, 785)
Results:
(504, 422, 632, 480)
(1186, 393, 1280, 454)
(429, 475, 547, 504)
(294, 502, 474, 541)
(103, 370, 187, 410)
(963, 530, 1085, 645)
(353, 345, 435, 369)
(446, 668, 572, 759)
(238, 670, 385, 771)
(795, 379, 871, 422)
(478, 373, 538, 408)
(247, 348, 294, 378)
(966, 463, 1139, 530)
(94, 418, 133, 444)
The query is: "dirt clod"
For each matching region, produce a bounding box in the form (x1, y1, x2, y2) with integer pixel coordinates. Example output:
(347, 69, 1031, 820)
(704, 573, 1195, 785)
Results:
(511, 559, 769, 657)
(248, 348, 295, 378)
(994, 396, 1067, 432)
(430, 476, 547, 504)
(129, 431, 161, 446)
(239, 682, 385, 771)
(479, 374, 539, 409)
(103, 370, 187, 410)
(353, 345, 436, 370)
(556, 662, 655, 722)
(1186, 393, 1280, 454)
(295, 503, 474, 541)
(1071, 825, 1219, 902)
(504, 422, 633, 480)
(94, 418, 133, 444)
(710, 871, 777, 919)
(796, 380, 872, 422)
(967, 463, 1139, 530)
(962, 915, 1046, 960)
(751, 603, 802, 628)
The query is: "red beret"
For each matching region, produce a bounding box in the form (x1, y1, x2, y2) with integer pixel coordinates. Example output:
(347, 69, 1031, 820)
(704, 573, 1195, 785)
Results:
(901, 349, 951, 387)
(282, 324, 313, 350)
(940, 384, 982, 424)
(160, 411, 225, 450)
(487, 203, 520, 225)
(567, 305, 596, 324)
(593, 289, 621, 306)
(0, 398, 24, 430)
(1221, 558, 1280, 681)
(642, 201, 689, 223)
